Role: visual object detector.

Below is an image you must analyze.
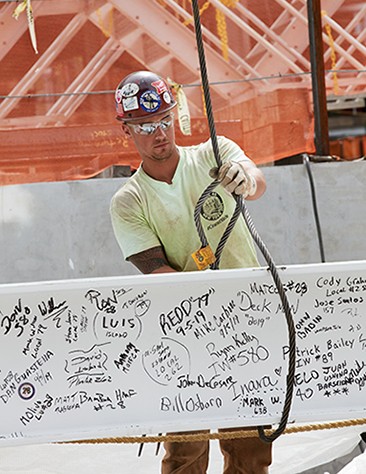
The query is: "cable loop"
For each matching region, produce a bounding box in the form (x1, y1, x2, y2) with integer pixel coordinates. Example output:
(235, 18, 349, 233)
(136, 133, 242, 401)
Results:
(191, 0, 297, 443)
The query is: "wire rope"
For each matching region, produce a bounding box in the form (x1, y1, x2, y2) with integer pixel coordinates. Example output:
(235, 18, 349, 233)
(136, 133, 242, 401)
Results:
(303, 154, 326, 262)
(191, 0, 297, 443)
(1, 70, 365, 101)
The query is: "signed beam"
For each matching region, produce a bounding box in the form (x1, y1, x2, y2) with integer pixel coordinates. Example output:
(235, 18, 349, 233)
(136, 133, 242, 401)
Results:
(0, 261, 365, 446)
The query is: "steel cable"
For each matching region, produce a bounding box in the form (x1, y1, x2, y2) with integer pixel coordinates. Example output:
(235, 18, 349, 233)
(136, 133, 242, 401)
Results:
(1, 71, 364, 101)
(191, 0, 242, 268)
(303, 154, 326, 263)
(191, 0, 296, 443)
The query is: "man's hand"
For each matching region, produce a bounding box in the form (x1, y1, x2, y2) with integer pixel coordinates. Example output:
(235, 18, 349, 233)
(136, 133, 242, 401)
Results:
(213, 161, 257, 197)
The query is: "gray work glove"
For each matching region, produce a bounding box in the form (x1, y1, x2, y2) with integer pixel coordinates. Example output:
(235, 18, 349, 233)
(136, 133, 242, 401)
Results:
(210, 161, 257, 197)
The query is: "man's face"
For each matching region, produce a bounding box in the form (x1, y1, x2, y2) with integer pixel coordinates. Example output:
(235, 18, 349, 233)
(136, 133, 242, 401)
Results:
(122, 111, 176, 163)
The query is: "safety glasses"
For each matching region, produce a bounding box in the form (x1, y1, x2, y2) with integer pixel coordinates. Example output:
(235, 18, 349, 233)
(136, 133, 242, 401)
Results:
(127, 115, 174, 136)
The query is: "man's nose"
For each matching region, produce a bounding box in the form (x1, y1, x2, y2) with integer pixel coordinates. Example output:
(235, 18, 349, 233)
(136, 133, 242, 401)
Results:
(155, 124, 167, 138)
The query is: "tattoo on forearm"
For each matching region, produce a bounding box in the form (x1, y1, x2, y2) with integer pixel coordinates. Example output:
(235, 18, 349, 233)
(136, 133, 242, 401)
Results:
(128, 247, 170, 274)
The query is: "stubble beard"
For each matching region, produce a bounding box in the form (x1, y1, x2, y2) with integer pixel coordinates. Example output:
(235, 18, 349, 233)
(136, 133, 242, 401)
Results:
(151, 142, 175, 162)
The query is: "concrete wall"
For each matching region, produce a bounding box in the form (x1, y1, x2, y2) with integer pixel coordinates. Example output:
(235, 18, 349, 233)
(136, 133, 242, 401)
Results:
(1, 161, 365, 284)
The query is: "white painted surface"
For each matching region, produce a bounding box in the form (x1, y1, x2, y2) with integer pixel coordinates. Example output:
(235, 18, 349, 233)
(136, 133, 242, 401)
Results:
(0, 262, 365, 447)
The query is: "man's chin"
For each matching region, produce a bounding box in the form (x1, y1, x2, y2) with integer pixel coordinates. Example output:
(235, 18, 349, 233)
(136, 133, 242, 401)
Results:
(152, 146, 173, 160)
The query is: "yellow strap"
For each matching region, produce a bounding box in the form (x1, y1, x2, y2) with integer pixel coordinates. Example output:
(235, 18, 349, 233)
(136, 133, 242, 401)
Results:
(12, 0, 27, 19)
(13, 0, 38, 54)
(168, 79, 192, 136)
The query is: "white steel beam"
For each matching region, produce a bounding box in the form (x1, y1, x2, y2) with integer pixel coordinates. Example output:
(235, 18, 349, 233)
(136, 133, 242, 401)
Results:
(162, 0, 270, 85)
(324, 7, 366, 58)
(324, 6, 366, 58)
(2, 0, 363, 126)
(0, 1, 45, 62)
(0, 261, 365, 445)
(209, 0, 304, 75)
(35, 4, 123, 125)
(39, 37, 124, 125)
(235, 2, 310, 70)
(324, 3, 366, 65)
(0, 14, 88, 120)
(322, 36, 364, 71)
(90, 5, 204, 114)
(25, 0, 96, 16)
(0, 0, 96, 63)
(245, 0, 308, 62)
(247, 0, 346, 75)
(110, 0, 246, 102)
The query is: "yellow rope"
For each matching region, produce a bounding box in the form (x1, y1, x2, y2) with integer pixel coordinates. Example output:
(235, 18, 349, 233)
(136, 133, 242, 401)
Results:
(322, 10, 340, 95)
(183, 1, 211, 26)
(181, 1, 238, 64)
(215, 0, 239, 62)
(215, 9, 229, 61)
(201, 84, 207, 116)
(62, 417, 366, 445)
(96, 7, 114, 38)
(220, 0, 239, 7)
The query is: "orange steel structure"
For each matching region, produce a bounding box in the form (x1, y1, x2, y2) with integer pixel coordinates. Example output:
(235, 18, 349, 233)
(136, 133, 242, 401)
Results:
(0, 0, 365, 185)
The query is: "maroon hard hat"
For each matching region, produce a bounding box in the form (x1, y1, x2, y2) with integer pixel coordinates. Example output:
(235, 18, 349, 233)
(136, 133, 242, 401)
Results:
(115, 70, 177, 122)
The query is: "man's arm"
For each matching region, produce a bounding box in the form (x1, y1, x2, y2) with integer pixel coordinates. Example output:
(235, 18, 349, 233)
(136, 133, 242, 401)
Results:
(128, 246, 177, 274)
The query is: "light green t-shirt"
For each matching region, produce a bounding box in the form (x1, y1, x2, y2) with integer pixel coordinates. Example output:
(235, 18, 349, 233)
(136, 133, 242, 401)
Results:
(110, 136, 259, 272)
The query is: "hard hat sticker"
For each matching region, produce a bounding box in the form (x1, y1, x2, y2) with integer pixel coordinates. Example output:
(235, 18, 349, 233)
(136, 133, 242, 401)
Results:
(122, 96, 139, 112)
(163, 91, 172, 104)
(121, 82, 139, 98)
(140, 90, 161, 113)
(116, 103, 124, 116)
(115, 89, 123, 104)
(151, 79, 168, 94)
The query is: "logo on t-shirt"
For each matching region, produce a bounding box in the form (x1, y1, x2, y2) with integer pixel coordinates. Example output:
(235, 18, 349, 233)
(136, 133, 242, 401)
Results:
(201, 192, 224, 221)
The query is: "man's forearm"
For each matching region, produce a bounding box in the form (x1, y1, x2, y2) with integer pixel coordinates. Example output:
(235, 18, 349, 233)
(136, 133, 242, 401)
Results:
(128, 246, 177, 274)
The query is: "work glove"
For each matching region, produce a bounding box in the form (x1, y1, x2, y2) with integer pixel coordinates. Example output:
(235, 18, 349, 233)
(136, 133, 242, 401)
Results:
(210, 161, 257, 198)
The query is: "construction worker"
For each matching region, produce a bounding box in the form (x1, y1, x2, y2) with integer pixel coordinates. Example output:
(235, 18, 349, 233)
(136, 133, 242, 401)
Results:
(110, 70, 271, 473)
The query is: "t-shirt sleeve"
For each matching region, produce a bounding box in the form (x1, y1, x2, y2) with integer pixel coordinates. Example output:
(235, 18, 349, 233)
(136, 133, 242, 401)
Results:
(110, 190, 161, 260)
(217, 136, 251, 164)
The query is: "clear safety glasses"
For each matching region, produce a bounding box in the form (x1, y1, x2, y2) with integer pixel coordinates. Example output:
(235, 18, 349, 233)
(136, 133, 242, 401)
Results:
(127, 115, 174, 136)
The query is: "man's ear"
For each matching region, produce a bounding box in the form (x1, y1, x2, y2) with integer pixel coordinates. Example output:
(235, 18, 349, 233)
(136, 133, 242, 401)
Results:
(121, 123, 131, 138)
